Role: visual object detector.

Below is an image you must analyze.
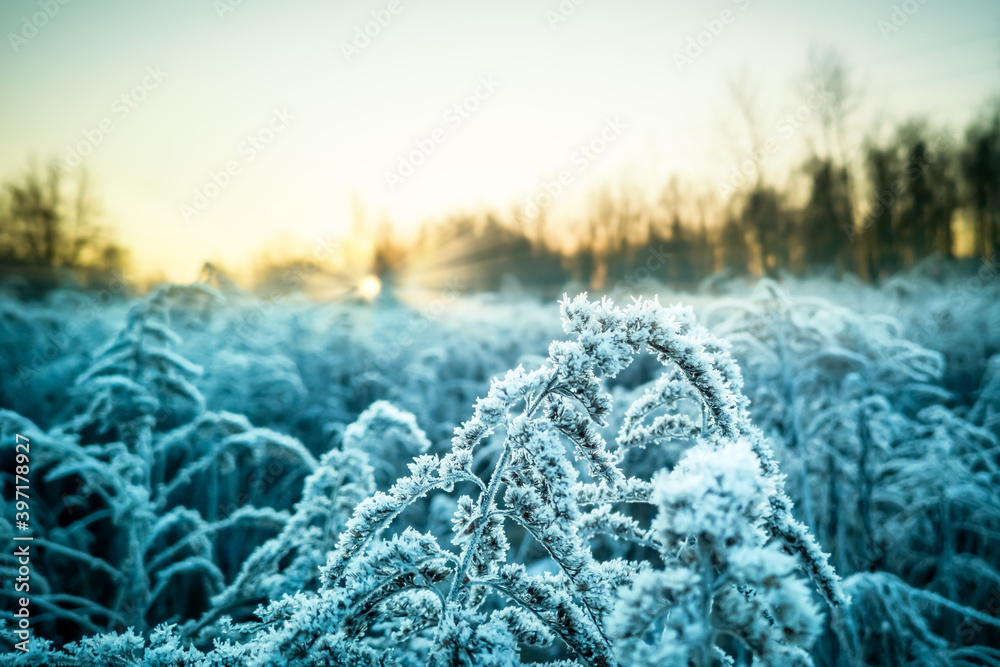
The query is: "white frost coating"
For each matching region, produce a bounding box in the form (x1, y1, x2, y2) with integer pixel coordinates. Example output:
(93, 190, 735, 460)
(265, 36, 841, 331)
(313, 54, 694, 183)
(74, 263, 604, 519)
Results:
(9, 292, 845, 667)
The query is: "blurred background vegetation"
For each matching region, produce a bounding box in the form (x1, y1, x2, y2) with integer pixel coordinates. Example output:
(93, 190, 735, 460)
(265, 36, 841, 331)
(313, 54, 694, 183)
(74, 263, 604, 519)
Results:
(0, 164, 126, 297)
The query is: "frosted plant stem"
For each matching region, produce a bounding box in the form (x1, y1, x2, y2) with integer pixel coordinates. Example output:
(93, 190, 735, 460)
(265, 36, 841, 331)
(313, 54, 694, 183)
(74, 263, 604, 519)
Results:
(778, 322, 816, 535)
(857, 403, 875, 564)
(447, 439, 512, 605)
(699, 552, 718, 667)
(447, 378, 555, 605)
(910, 585, 1000, 630)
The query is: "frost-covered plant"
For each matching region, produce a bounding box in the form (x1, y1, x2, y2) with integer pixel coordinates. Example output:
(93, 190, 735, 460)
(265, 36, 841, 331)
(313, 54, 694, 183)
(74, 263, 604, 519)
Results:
(0, 286, 320, 642)
(5, 269, 1000, 664)
(970, 353, 1000, 434)
(883, 264, 1000, 402)
(703, 279, 1000, 663)
(0, 281, 547, 649)
(67, 284, 213, 438)
(14, 285, 219, 632)
(190, 446, 375, 635)
(198, 350, 308, 429)
(226, 293, 844, 666)
(702, 280, 944, 555)
(342, 400, 431, 488)
(611, 438, 824, 666)
(840, 571, 1000, 666)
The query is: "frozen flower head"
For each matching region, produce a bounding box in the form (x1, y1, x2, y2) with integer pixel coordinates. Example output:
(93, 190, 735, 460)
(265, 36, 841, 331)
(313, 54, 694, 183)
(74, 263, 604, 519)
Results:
(651, 438, 775, 563)
(724, 546, 825, 649)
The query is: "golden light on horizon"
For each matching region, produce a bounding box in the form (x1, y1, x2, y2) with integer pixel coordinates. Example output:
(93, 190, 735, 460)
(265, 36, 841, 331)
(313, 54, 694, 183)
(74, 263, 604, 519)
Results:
(358, 275, 382, 301)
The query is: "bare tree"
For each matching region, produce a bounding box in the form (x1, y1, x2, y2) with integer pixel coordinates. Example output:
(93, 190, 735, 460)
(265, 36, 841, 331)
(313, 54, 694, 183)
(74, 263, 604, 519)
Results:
(727, 72, 767, 189)
(803, 46, 861, 168)
(798, 47, 862, 273)
(0, 161, 117, 269)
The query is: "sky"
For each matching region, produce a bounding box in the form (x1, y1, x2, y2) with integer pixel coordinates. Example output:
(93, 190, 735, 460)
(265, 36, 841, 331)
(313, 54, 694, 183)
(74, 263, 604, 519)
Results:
(0, 0, 998, 281)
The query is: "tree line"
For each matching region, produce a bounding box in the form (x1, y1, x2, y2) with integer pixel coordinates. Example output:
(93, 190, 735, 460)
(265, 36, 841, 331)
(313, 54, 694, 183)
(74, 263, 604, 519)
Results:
(381, 102, 999, 293)
(3, 98, 998, 296)
(0, 163, 125, 295)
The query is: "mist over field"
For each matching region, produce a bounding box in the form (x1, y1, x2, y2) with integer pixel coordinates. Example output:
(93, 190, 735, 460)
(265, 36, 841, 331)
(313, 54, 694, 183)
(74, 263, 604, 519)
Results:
(2, 1, 1000, 665)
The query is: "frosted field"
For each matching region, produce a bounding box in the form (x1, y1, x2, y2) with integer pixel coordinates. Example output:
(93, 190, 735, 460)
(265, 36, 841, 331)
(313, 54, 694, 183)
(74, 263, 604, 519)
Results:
(1, 262, 999, 666)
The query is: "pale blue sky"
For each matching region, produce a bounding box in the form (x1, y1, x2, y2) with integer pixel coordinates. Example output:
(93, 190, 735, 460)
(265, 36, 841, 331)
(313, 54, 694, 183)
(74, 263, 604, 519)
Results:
(1, 0, 997, 279)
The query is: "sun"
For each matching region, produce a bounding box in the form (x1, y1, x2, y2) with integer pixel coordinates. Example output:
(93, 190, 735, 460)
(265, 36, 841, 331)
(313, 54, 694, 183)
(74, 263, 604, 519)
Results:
(358, 275, 382, 301)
